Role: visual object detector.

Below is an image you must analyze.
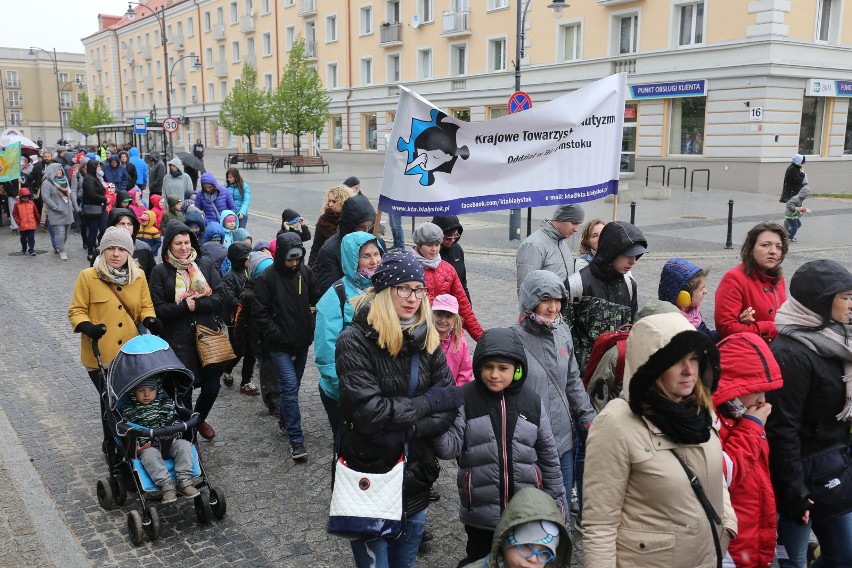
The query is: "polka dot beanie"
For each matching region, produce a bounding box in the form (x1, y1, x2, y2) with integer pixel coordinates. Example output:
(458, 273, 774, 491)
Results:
(370, 251, 426, 293)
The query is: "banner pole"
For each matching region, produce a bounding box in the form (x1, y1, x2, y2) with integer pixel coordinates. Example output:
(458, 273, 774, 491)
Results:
(373, 210, 383, 237)
(611, 192, 618, 222)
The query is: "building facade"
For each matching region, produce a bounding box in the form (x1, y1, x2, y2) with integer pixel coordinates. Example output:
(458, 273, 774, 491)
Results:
(0, 48, 86, 146)
(82, 0, 852, 193)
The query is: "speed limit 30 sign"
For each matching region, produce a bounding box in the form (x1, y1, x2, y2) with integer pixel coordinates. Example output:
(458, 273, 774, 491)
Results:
(162, 117, 179, 133)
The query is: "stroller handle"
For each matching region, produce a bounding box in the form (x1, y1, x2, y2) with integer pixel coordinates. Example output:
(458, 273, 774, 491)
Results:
(118, 415, 200, 439)
(91, 338, 101, 359)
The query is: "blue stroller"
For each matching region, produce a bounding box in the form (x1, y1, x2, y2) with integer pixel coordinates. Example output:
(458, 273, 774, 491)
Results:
(93, 335, 226, 545)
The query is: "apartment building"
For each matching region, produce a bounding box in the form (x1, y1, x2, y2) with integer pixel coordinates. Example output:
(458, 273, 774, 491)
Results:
(0, 48, 86, 146)
(83, 0, 852, 193)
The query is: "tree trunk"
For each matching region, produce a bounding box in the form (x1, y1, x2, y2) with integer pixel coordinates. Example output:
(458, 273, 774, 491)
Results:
(247, 136, 253, 153)
(295, 133, 301, 156)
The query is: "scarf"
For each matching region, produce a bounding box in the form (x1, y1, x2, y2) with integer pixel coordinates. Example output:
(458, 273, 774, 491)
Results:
(776, 296, 852, 421)
(644, 390, 712, 444)
(52, 175, 70, 196)
(170, 169, 183, 178)
(166, 248, 213, 304)
(93, 253, 142, 285)
(411, 247, 441, 270)
(683, 306, 704, 329)
(521, 311, 563, 330)
(315, 209, 341, 239)
(203, 190, 218, 203)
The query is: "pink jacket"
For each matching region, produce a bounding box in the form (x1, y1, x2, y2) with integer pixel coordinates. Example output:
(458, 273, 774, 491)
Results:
(441, 332, 473, 386)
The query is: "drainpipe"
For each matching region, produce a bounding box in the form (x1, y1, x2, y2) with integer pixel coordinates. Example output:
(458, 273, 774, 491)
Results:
(194, 0, 207, 146)
(346, 0, 353, 151)
(274, 0, 281, 149)
(112, 29, 125, 118)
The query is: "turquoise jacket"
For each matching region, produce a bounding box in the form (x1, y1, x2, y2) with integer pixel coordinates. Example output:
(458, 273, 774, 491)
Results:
(228, 181, 251, 217)
(218, 208, 238, 248)
(314, 231, 383, 401)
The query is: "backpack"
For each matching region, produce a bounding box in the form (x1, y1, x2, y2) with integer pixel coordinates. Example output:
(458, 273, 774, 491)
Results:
(331, 279, 348, 324)
(583, 324, 631, 412)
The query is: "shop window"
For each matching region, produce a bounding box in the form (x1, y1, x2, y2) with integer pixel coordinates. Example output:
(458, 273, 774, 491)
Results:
(363, 113, 377, 150)
(669, 97, 705, 155)
(799, 96, 825, 155)
(844, 103, 852, 154)
(451, 108, 470, 122)
(678, 2, 704, 46)
(621, 102, 637, 172)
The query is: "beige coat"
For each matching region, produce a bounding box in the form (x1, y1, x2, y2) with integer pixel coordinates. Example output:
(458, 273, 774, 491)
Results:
(68, 267, 155, 369)
(583, 313, 737, 568)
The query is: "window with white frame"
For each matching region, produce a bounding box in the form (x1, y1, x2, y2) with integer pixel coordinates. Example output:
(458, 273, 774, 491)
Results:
(230, 1, 238, 23)
(327, 15, 338, 42)
(678, 2, 704, 46)
(60, 91, 71, 108)
(5, 71, 17, 87)
(418, 0, 433, 23)
(10, 111, 20, 126)
(208, 82, 215, 101)
(487, 0, 508, 10)
(327, 62, 338, 88)
(62, 111, 70, 127)
(417, 48, 432, 79)
(488, 37, 507, 72)
(188, 16, 195, 36)
(232, 41, 241, 62)
(221, 81, 228, 100)
(386, 0, 401, 23)
(360, 6, 373, 35)
(360, 57, 373, 85)
(616, 13, 639, 54)
(387, 54, 400, 82)
(75, 73, 84, 85)
(262, 33, 272, 55)
(450, 43, 467, 76)
(205, 47, 214, 66)
(58, 72, 69, 83)
(155, 60, 162, 77)
(284, 0, 294, 6)
(261, 0, 271, 14)
(204, 12, 211, 32)
(8, 91, 21, 106)
(191, 85, 198, 103)
(263, 73, 273, 92)
(816, 0, 836, 42)
(285, 26, 296, 50)
(559, 22, 581, 61)
(77, 92, 83, 103)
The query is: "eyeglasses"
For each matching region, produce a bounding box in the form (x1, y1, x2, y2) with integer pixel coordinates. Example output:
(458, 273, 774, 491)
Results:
(393, 285, 428, 299)
(514, 544, 555, 564)
(442, 234, 460, 243)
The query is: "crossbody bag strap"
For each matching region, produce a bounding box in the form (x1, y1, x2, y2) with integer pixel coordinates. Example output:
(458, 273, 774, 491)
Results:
(103, 281, 138, 325)
(512, 328, 572, 416)
(670, 449, 723, 568)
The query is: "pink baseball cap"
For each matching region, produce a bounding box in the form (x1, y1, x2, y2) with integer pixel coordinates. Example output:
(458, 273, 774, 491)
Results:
(432, 294, 459, 314)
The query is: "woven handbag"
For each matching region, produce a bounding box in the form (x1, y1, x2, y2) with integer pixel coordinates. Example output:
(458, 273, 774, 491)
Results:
(195, 320, 236, 369)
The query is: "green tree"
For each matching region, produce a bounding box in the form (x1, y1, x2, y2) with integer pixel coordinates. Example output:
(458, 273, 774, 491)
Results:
(68, 93, 113, 146)
(270, 36, 331, 156)
(218, 63, 269, 153)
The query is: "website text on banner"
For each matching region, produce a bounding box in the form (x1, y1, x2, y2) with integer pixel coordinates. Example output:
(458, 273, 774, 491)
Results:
(378, 73, 627, 217)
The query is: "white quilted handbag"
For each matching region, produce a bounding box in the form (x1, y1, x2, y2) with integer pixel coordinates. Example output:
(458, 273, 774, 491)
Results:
(327, 454, 405, 539)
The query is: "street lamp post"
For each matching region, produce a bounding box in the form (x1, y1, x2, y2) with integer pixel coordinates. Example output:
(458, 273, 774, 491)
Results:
(126, 2, 173, 159)
(508, 0, 569, 240)
(27, 47, 64, 146)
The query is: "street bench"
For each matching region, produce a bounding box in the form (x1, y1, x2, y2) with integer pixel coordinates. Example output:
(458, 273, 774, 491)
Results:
(289, 155, 330, 174)
(268, 154, 297, 173)
(224, 153, 253, 168)
(244, 153, 274, 169)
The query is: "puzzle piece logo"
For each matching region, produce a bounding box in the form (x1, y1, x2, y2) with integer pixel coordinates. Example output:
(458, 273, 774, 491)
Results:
(397, 109, 470, 186)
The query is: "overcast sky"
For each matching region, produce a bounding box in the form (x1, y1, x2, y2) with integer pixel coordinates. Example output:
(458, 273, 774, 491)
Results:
(11, 0, 130, 54)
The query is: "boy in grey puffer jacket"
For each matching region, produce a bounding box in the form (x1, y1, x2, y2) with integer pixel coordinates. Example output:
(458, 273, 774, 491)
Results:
(783, 184, 811, 242)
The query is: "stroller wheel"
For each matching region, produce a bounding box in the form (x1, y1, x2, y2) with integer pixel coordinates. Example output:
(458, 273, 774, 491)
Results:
(110, 476, 127, 507)
(97, 478, 114, 510)
(127, 510, 144, 546)
(209, 486, 227, 519)
(194, 493, 212, 524)
(145, 506, 161, 541)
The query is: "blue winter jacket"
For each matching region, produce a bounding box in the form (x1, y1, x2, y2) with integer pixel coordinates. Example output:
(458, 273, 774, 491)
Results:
(195, 172, 236, 224)
(129, 147, 149, 187)
(314, 231, 384, 401)
(102, 156, 130, 192)
(228, 181, 251, 217)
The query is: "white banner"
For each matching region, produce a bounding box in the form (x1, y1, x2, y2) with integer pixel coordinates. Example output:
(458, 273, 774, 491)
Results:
(379, 73, 627, 217)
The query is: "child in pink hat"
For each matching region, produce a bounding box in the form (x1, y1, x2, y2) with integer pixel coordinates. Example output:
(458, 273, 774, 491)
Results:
(432, 294, 473, 385)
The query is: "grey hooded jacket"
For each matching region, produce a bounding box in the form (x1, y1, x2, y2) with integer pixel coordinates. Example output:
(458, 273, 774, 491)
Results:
(512, 270, 596, 456)
(516, 221, 575, 294)
(148, 151, 167, 195)
(40, 163, 76, 226)
(162, 157, 193, 202)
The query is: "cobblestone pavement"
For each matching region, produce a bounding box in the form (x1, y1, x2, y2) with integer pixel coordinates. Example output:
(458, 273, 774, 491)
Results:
(1, 149, 850, 566)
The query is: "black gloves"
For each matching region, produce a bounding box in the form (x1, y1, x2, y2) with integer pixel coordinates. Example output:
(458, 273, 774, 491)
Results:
(76, 321, 107, 339)
(413, 385, 464, 418)
(143, 317, 162, 336)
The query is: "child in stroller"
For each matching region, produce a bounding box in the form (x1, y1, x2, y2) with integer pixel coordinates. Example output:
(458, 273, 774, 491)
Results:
(121, 374, 201, 503)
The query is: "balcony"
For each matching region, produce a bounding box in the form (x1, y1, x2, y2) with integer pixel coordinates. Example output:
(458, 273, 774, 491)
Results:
(92, 59, 101, 70)
(214, 61, 229, 77)
(441, 11, 470, 36)
(173, 34, 185, 51)
(127, 82, 137, 93)
(245, 53, 257, 67)
(213, 24, 226, 40)
(298, 0, 317, 16)
(141, 45, 152, 60)
(451, 78, 466, 91)
(611, 58, 636, 75)
(379, 22, 402, 46)
(240, 14, 255, 32)
(173, 70, 187, 84)
(143, 76, 154, 89)
(305, 41, 317, 59)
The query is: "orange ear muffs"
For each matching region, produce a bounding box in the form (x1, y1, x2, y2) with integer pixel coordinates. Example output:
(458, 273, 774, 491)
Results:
(513, 365, 523, 381)
(675, 286, 693, 310)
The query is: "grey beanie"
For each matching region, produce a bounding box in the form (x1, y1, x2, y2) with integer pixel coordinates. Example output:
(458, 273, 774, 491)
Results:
(552, 204, 585, 224)
(99, 226, 135, 254)
(412, 222, 444, 245)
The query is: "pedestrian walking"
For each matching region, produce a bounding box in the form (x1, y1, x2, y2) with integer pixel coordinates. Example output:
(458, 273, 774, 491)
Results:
(194, 173, 236, 225)
(225, 168, 251, 228)
(783, 184, 811, 242)
(308, 184, 353, 269)
(40, 163, 75, 260)
(780, 153, 807, 203)
(12, 188, 40, 255)
(162, 158, 194, 202)
(220, 242, 259, 395)
(516, 204, 584, 294)
(431, 294, 472, 386)
(147, 150, 166, 197)
(107, 207, 156, 280)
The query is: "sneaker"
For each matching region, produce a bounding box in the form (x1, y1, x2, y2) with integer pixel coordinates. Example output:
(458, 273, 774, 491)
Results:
(291, 442, 307, 460)
(59, 251, 68, 261)
(29, 250, 36, 256)
(54, 248, 59, 254)
(21, 248, 26, 255)
(267, 407, 279, 417)
(240, 382, 260, 396)
(429, 487, 440, 502)
(177, 479, 200, 498)
(222, 372, 235, 387)
(197, 421, 216, 440)
(161, 481, 177, 504)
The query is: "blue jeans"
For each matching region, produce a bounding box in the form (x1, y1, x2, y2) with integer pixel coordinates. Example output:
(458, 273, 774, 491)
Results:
(784, 218, 802, 240)
(777, 511, 852, 567)
(388, 214, 404, 250)
(238, 214, 248, 229)
(573, 423, 587, 515)
(350, 508, 427, 568)
(560, 451, 574, 520)
(270, 350, 307, 444)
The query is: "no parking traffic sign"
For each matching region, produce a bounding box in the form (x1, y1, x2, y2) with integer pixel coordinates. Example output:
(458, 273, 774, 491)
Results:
(162, 117, 179, 133)
(508, 91, 533, 114)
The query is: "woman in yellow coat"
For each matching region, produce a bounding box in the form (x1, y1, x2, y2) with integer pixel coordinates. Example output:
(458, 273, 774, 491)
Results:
(68, 226, 159, 390)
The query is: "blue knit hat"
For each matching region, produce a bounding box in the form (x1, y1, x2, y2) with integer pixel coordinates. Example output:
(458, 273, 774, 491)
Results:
(371, 251, 425, 293)
(658, 258, 703, 305)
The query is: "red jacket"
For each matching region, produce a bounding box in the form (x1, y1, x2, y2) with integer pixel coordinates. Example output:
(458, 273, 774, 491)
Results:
(12, 192, 41, 231)
(424, 260, 483, 341)
(714, 332, 784, 568)
(715, 264, 786, 343)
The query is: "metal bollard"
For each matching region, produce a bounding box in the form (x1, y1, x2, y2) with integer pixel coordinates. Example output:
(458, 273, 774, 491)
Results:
(630, 201, 636, 225)
(527, 207, 533, 237)
(725, 200, 734, 249)
(411, 217, 415, 234)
